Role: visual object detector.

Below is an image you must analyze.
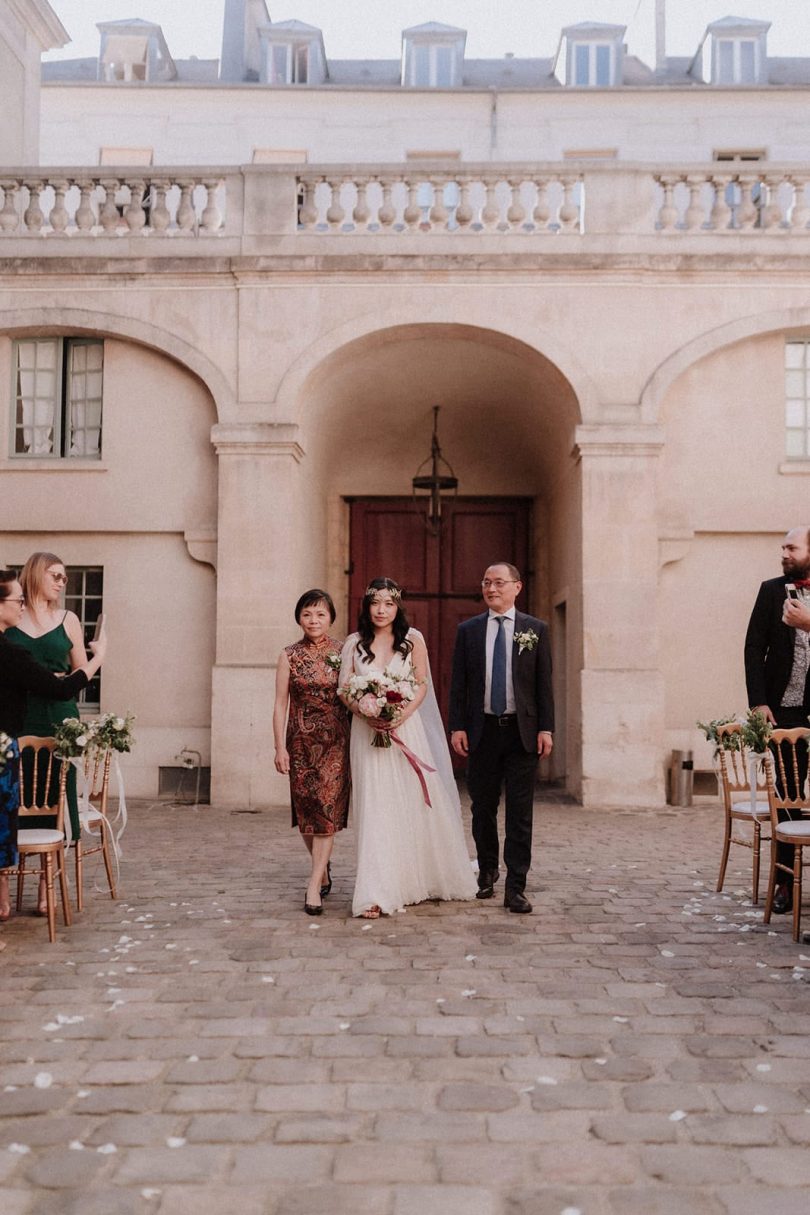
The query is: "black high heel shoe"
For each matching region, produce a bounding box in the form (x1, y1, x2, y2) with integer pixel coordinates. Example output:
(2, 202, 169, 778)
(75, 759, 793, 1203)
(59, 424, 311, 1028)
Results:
(304, 900, 323, 916)
(320, 862, 332, 898)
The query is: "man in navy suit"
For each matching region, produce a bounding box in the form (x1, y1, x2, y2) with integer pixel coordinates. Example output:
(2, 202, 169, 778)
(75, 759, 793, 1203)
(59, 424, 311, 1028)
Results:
(449, 562, 554, 913)
(745, 526, 810, 914)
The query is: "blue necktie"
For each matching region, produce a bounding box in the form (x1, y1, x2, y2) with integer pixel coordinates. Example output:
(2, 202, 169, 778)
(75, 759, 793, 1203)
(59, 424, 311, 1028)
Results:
(491, 616, 507, 716)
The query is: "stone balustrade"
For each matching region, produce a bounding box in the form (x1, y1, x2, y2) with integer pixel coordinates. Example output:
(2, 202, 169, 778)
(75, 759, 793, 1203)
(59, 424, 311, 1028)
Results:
(295, 169, 583, 233)
(0, 173, 225, 236)
(0, 163, 809, 249)
(654, 169, 810, 232)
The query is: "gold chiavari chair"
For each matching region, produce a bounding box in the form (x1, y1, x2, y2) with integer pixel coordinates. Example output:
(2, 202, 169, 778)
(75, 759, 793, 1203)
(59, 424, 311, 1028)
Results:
(75, 746, 117, 911)
(14, 736, 72, 943)
(763, 727, 810, 941)
(715, 723, 771, 904)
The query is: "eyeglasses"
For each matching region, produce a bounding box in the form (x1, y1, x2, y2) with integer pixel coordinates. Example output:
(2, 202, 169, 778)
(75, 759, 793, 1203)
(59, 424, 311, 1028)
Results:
(48, 572, 68, 584)
(5, 597, 25, 606)
(481, 579, 517, 590)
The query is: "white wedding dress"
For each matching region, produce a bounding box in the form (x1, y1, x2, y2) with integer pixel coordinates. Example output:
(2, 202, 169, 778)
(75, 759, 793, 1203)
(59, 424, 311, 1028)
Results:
(341, 629, 478, 917)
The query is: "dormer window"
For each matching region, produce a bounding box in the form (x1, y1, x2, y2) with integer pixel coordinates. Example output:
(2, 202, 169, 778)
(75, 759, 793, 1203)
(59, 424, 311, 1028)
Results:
(97, 20, 176, 83)
(402, 23, 466, 88)
(715, 38, 758, 83)
(560, 23, 625, 87)
(572, 42, 612, 86)
(706, 17, 769, 85)
(259, 21, 327, 85)
(267, 41, 309, 83)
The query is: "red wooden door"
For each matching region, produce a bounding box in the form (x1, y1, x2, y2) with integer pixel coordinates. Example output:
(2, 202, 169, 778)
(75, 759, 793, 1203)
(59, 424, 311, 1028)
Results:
(348, 497, 531, 728)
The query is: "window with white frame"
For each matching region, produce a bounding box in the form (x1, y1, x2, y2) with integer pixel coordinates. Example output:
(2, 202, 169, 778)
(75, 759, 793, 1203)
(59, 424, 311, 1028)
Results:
(11, 338, 103, 459)
(785, 342, 810, 459)
(571, 42, 614, 86)
(408, 42, 457, 87)
(65, 566, 103, 710)
(715, 38, 758, 84)
(266, 40, 310, 83)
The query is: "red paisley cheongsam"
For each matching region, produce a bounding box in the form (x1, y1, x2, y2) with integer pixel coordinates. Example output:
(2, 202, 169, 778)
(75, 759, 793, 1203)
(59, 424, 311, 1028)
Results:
(285, 637, 350, 835)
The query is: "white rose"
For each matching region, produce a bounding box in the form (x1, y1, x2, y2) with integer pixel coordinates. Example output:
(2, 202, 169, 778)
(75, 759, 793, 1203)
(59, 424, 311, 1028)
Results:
(76, 735, 88, 747)
(115, 718, 125, 729)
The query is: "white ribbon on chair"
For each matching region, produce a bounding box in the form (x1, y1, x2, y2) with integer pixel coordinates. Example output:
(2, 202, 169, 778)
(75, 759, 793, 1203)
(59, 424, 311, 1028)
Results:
(69, 752, 128, 891)
(110, 754, 129, 852)
(748, 752, 765, 817)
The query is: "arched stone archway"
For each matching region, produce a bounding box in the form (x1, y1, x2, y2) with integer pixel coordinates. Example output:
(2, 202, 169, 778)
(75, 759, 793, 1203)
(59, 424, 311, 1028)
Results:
(213, 318, 673, 808)
(0, 305, 234, 420)
(272, 311, 599, 425)
(641, 305, 810, 424)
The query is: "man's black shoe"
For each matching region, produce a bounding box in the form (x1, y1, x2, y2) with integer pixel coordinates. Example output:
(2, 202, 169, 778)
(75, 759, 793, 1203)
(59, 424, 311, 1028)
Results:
(476, 869, 499, 900)
(772, 884, 793, 915)
(504, 891, 532, 914)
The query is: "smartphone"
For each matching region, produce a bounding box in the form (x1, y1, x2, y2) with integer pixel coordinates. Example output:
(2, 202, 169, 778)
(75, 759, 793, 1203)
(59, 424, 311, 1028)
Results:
(92, 613, 106, 641)
(786, 584, 800, 600)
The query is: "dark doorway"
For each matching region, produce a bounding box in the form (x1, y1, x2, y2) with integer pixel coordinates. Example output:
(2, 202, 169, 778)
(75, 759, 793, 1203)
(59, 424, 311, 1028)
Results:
(347, 497, 532, 725)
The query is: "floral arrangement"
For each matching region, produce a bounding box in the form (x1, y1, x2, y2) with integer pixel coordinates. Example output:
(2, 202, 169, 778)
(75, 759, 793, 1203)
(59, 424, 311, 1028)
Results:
(697, 716, 742, 755)
(53, 717, 94, 759)
(697, 710, 772, 756)
(341, 670, 417, 748)
(0, 731, 15, 771)
(741, 708, 773, 754)
(324, 652, 342, 671)
(54, 712, 136, 759)
(93, 712, 135, 754)
(514, 628, 539, 655)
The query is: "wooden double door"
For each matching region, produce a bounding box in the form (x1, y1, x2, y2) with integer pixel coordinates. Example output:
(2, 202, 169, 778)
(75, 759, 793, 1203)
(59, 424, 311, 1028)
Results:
(348, 497, 532, 726)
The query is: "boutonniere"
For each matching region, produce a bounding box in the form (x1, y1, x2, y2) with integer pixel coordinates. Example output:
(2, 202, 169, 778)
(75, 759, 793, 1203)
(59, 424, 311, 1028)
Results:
(324, 652, 342, 671)
(514, 629, 539, 655)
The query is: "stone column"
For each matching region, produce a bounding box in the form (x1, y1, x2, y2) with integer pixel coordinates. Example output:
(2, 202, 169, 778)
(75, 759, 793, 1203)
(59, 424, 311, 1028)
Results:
(210, 422, 304, 807)
(574, 424, 666, 807)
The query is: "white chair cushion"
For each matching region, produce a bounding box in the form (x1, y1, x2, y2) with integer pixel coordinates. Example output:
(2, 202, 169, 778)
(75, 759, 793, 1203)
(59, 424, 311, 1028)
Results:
(18, 829, 64, 846)
(79, 808, 103, 825)
(775, 821, 810, 840)
(730, 798, 770, 818)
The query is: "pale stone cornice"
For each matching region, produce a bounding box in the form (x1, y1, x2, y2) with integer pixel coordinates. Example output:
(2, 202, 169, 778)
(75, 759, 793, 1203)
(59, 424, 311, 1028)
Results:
(211, 422, 304, 460)
(8, 0, 69, 50)
(573, 423, 665, 460)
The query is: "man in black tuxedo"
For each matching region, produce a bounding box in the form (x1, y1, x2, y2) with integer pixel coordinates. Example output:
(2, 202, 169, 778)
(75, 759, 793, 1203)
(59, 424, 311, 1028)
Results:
(744, 526, 810, 914)
(449, 562, 554, 914)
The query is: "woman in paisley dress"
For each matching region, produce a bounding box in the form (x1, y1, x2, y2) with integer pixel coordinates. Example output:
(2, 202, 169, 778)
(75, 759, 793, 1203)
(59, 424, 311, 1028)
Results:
(339, 578, 477, 919)
(273, 589, 350, 915)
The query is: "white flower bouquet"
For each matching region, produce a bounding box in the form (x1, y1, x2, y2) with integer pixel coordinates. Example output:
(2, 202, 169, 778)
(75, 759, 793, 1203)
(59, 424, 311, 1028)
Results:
(0, 731, 15, 772)
(54, 717, 95, 759)
(341, 669, 417, 748)
(54, 711, 136, 759)
(93, 712, 136, 754)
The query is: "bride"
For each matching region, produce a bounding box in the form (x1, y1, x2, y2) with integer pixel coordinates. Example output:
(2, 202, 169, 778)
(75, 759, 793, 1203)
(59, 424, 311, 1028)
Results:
(339, 577, 477, 918)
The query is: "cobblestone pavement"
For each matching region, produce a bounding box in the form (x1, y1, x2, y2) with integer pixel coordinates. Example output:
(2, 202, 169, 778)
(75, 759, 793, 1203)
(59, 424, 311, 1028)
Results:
(2, 795, 810, 1215)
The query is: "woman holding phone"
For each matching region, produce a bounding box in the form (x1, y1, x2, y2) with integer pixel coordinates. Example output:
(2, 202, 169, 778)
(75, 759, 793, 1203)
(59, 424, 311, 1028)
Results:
(5, 552, 94, 912)
(0, 568, 106, 929)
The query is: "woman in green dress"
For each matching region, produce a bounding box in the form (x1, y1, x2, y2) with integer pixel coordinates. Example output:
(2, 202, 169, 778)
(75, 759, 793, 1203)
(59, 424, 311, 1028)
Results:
(5, 551, 88, 913)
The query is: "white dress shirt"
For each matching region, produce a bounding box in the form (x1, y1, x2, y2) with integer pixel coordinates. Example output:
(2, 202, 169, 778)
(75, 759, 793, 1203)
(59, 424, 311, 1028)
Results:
(484, 607, 516, 715)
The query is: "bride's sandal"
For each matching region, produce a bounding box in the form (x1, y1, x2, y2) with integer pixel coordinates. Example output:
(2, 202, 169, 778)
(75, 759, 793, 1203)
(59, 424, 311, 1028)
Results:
(361, 905, 381, 919)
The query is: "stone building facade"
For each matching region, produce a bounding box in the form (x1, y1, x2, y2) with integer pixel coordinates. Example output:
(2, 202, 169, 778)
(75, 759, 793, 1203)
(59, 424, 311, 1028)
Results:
(2, 0, 810, 806)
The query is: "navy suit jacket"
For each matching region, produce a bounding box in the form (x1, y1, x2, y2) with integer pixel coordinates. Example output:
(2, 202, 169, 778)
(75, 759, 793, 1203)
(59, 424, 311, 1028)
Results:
(449, 610, 554, 754)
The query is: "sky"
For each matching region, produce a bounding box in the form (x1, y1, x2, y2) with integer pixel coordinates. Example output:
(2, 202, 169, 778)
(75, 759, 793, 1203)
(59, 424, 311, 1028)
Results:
(44, 1, 809, 65)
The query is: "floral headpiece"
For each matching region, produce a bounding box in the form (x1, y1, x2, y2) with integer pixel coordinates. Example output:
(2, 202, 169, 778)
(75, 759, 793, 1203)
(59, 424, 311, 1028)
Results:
(365, 584, 402, 602)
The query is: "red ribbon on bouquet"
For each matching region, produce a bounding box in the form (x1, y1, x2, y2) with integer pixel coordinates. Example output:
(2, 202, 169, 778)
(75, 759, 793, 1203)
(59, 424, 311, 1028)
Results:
(390, 729, 437, 806)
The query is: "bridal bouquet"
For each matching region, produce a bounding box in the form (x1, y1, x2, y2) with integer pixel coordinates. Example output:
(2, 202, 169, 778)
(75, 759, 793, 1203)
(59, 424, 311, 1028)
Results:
(341, 669, 418, 748)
